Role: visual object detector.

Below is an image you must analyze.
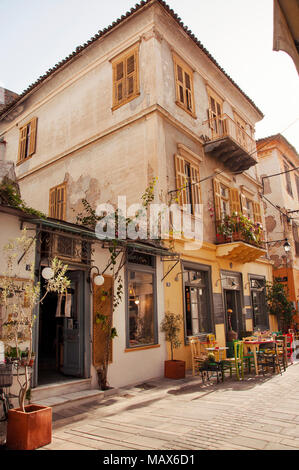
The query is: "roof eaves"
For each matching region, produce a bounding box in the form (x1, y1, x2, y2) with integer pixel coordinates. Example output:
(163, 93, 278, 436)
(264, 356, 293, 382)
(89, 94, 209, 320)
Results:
(0, 0, 263, 120)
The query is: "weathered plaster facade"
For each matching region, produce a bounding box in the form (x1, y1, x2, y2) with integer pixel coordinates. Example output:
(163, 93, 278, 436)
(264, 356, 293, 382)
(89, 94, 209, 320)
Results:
(0, 0, 275, 388)
(257, 134, 299, 327)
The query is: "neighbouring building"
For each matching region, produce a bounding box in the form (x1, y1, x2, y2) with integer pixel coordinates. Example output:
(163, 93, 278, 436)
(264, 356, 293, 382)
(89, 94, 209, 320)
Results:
(273, 0, 299, 74)
(257, 133, 299, 329)
(0, 0, 276, 391)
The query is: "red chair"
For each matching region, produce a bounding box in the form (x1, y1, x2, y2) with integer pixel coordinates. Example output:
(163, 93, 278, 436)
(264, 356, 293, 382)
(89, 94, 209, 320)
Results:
(285, 333, 294, 364)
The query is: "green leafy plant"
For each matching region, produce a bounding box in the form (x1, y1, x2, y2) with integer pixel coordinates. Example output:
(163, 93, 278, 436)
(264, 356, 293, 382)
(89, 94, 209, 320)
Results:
(0, 182, 47, 219)
(0, 229, 70, 412)
(160, 312, 182, 361)
(216, 212, 262, 245)
(266, 280, 295, 333)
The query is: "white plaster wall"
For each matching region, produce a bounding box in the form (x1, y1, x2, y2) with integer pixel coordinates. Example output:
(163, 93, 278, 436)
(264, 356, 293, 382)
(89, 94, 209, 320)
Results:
(91, 244, 167, 389)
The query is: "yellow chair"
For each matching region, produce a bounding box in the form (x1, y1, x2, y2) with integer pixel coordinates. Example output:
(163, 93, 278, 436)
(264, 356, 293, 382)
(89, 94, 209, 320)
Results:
(189, 337, 206, 376)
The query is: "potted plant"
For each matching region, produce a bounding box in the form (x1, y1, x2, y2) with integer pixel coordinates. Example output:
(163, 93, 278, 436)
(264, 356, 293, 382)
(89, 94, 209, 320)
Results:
(0, 230, 70, 450)
(161, 311, 185, 379)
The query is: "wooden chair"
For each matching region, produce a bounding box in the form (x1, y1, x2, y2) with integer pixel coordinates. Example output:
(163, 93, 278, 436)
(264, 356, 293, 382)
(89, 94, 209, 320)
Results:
(257, 341, 282, 375)
(221, 341, 245, 380)
(189, 337, 206, 376)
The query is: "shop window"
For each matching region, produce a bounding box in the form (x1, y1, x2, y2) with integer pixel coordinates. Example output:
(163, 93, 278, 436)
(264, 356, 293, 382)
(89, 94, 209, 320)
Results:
(250, 277, 268, 330)
(127, 261, 157, 349)
(17, 117, 37, 163)
(183, 268, 211, 336)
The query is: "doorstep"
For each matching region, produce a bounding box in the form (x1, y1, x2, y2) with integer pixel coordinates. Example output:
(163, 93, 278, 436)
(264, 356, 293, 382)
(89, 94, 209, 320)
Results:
(33, 389, 106, 413)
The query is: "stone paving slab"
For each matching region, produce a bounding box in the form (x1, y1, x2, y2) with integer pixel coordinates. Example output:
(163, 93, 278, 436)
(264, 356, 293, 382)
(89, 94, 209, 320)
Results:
(3, 364, 299, 450)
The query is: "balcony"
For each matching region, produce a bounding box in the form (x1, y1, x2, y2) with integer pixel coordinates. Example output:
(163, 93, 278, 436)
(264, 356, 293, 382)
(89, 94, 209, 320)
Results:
(203, 114, 258, 173)
(215, 214, 267, 263)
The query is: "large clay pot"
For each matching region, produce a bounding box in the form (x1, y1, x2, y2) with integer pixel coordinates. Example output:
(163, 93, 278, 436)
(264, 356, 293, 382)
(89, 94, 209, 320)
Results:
(164, 360, 185, 379)
(6, 404, 52, 450)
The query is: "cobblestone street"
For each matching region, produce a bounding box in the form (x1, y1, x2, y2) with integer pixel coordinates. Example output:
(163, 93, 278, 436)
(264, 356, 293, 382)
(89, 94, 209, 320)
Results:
(30, 362, 299, 451)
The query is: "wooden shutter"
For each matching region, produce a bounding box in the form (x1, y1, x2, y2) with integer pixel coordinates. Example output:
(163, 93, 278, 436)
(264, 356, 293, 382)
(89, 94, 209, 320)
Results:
(18, 126, 27, 162)
(93, 275, 113, 367)
(49, 187, 56, 218)
(213, 178, 222, 222)
(190, 163, 201, 215)
(253, 201, 262, 224)
(49, 184, 66, 220)
(240, 193, 247, 216)
(28, 117, 37, 156)
(126, 53, 136, 96)
(185, 71, 192, 111)
(113, 60, 125, 105)
(229, 188, 241, 215)
(174, 154, 187, 206)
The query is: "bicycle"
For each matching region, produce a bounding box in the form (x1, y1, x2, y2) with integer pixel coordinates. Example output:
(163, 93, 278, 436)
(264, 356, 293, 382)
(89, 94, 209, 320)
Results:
(0, 362, 13, 422)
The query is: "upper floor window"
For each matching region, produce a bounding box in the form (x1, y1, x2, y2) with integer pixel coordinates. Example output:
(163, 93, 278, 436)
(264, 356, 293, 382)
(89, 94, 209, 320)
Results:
(207, 89, 223, 136)
(174, 151, 201, 216)
(112, 44, 139, 110)
(173, 53, 195, 116)
(17, 117, 37, 164)
(284, 162, 293, 197)
(213, 179, 262, 225)
(49, 183, 67, 220)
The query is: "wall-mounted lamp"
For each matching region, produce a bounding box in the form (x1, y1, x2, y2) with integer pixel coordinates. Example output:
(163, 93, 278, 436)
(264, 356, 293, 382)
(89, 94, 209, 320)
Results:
(175, 271, 185, 282)
(87, 266, 104, 293)
(41, 266, 54, 280)
(215, 277, 237, 288)
(264, 238, 291, 253)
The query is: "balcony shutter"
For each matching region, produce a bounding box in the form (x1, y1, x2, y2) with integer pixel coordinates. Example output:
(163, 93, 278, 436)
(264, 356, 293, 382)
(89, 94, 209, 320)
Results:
(213, 178, 222, 222)
(28, 117, 37, 156)
(240, 193, 247, 216)
(253, 201, 262, 224)
(229, 188, 241, 215)
(190, 163, 201, 215)
(174, 154, 187, 206)
(126, 54, 135, 96)
(18, 126, 27, 162)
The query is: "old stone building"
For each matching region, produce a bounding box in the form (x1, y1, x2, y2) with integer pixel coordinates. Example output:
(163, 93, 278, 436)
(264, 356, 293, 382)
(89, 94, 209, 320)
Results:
(257, 134, 299, 328)
(0, 0, 275, 391)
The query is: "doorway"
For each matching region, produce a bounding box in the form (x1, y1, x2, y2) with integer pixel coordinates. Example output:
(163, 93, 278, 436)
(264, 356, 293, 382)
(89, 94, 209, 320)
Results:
(224, 289, 243, 339)
(37, 270, 85, 386)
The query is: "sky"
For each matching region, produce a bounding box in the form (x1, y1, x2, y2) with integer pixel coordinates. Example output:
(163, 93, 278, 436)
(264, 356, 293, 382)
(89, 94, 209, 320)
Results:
(1, 0, 298, 150)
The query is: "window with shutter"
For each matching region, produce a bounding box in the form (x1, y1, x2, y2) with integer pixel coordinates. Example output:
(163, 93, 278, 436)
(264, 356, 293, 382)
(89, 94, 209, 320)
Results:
(49, 183, 67, 220)
(173, 53, 195, 116)
(112, 45, 139, 110)
(174, 154, 201, 215)
(207, 90, 223, 137)
(17, 117, 38, 163)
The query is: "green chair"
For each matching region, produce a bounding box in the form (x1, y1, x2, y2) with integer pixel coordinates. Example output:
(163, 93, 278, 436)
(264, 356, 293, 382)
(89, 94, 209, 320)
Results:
(221, 341, 244, 380)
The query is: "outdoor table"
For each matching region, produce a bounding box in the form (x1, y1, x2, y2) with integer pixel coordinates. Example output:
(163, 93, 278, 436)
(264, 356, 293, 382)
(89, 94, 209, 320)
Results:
(205, 347, 228, 362)
(242, 339, 275, 375)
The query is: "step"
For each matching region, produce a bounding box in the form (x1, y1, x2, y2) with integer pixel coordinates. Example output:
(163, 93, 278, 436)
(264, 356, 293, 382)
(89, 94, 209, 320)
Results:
(33, 388, 106, 413)
(31, 378, 92, 402)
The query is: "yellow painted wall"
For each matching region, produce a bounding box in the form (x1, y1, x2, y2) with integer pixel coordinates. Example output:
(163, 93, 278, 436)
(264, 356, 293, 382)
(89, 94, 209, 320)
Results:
(163, 238, 273, 369)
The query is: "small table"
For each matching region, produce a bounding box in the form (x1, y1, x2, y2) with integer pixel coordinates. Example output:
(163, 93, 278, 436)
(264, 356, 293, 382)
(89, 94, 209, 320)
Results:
(205, 347, 228, 362)
(242, 340, 275, 375)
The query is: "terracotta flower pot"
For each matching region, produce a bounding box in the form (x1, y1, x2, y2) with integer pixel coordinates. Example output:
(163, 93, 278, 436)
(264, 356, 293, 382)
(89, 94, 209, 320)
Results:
(164, 360, 185, 379)
(6, 404, 52, 450)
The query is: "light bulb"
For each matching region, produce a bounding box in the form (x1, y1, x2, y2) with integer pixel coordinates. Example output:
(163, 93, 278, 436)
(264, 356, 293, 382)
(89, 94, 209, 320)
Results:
(94, 274, 104, 286)
(41, 267, 54, 280)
